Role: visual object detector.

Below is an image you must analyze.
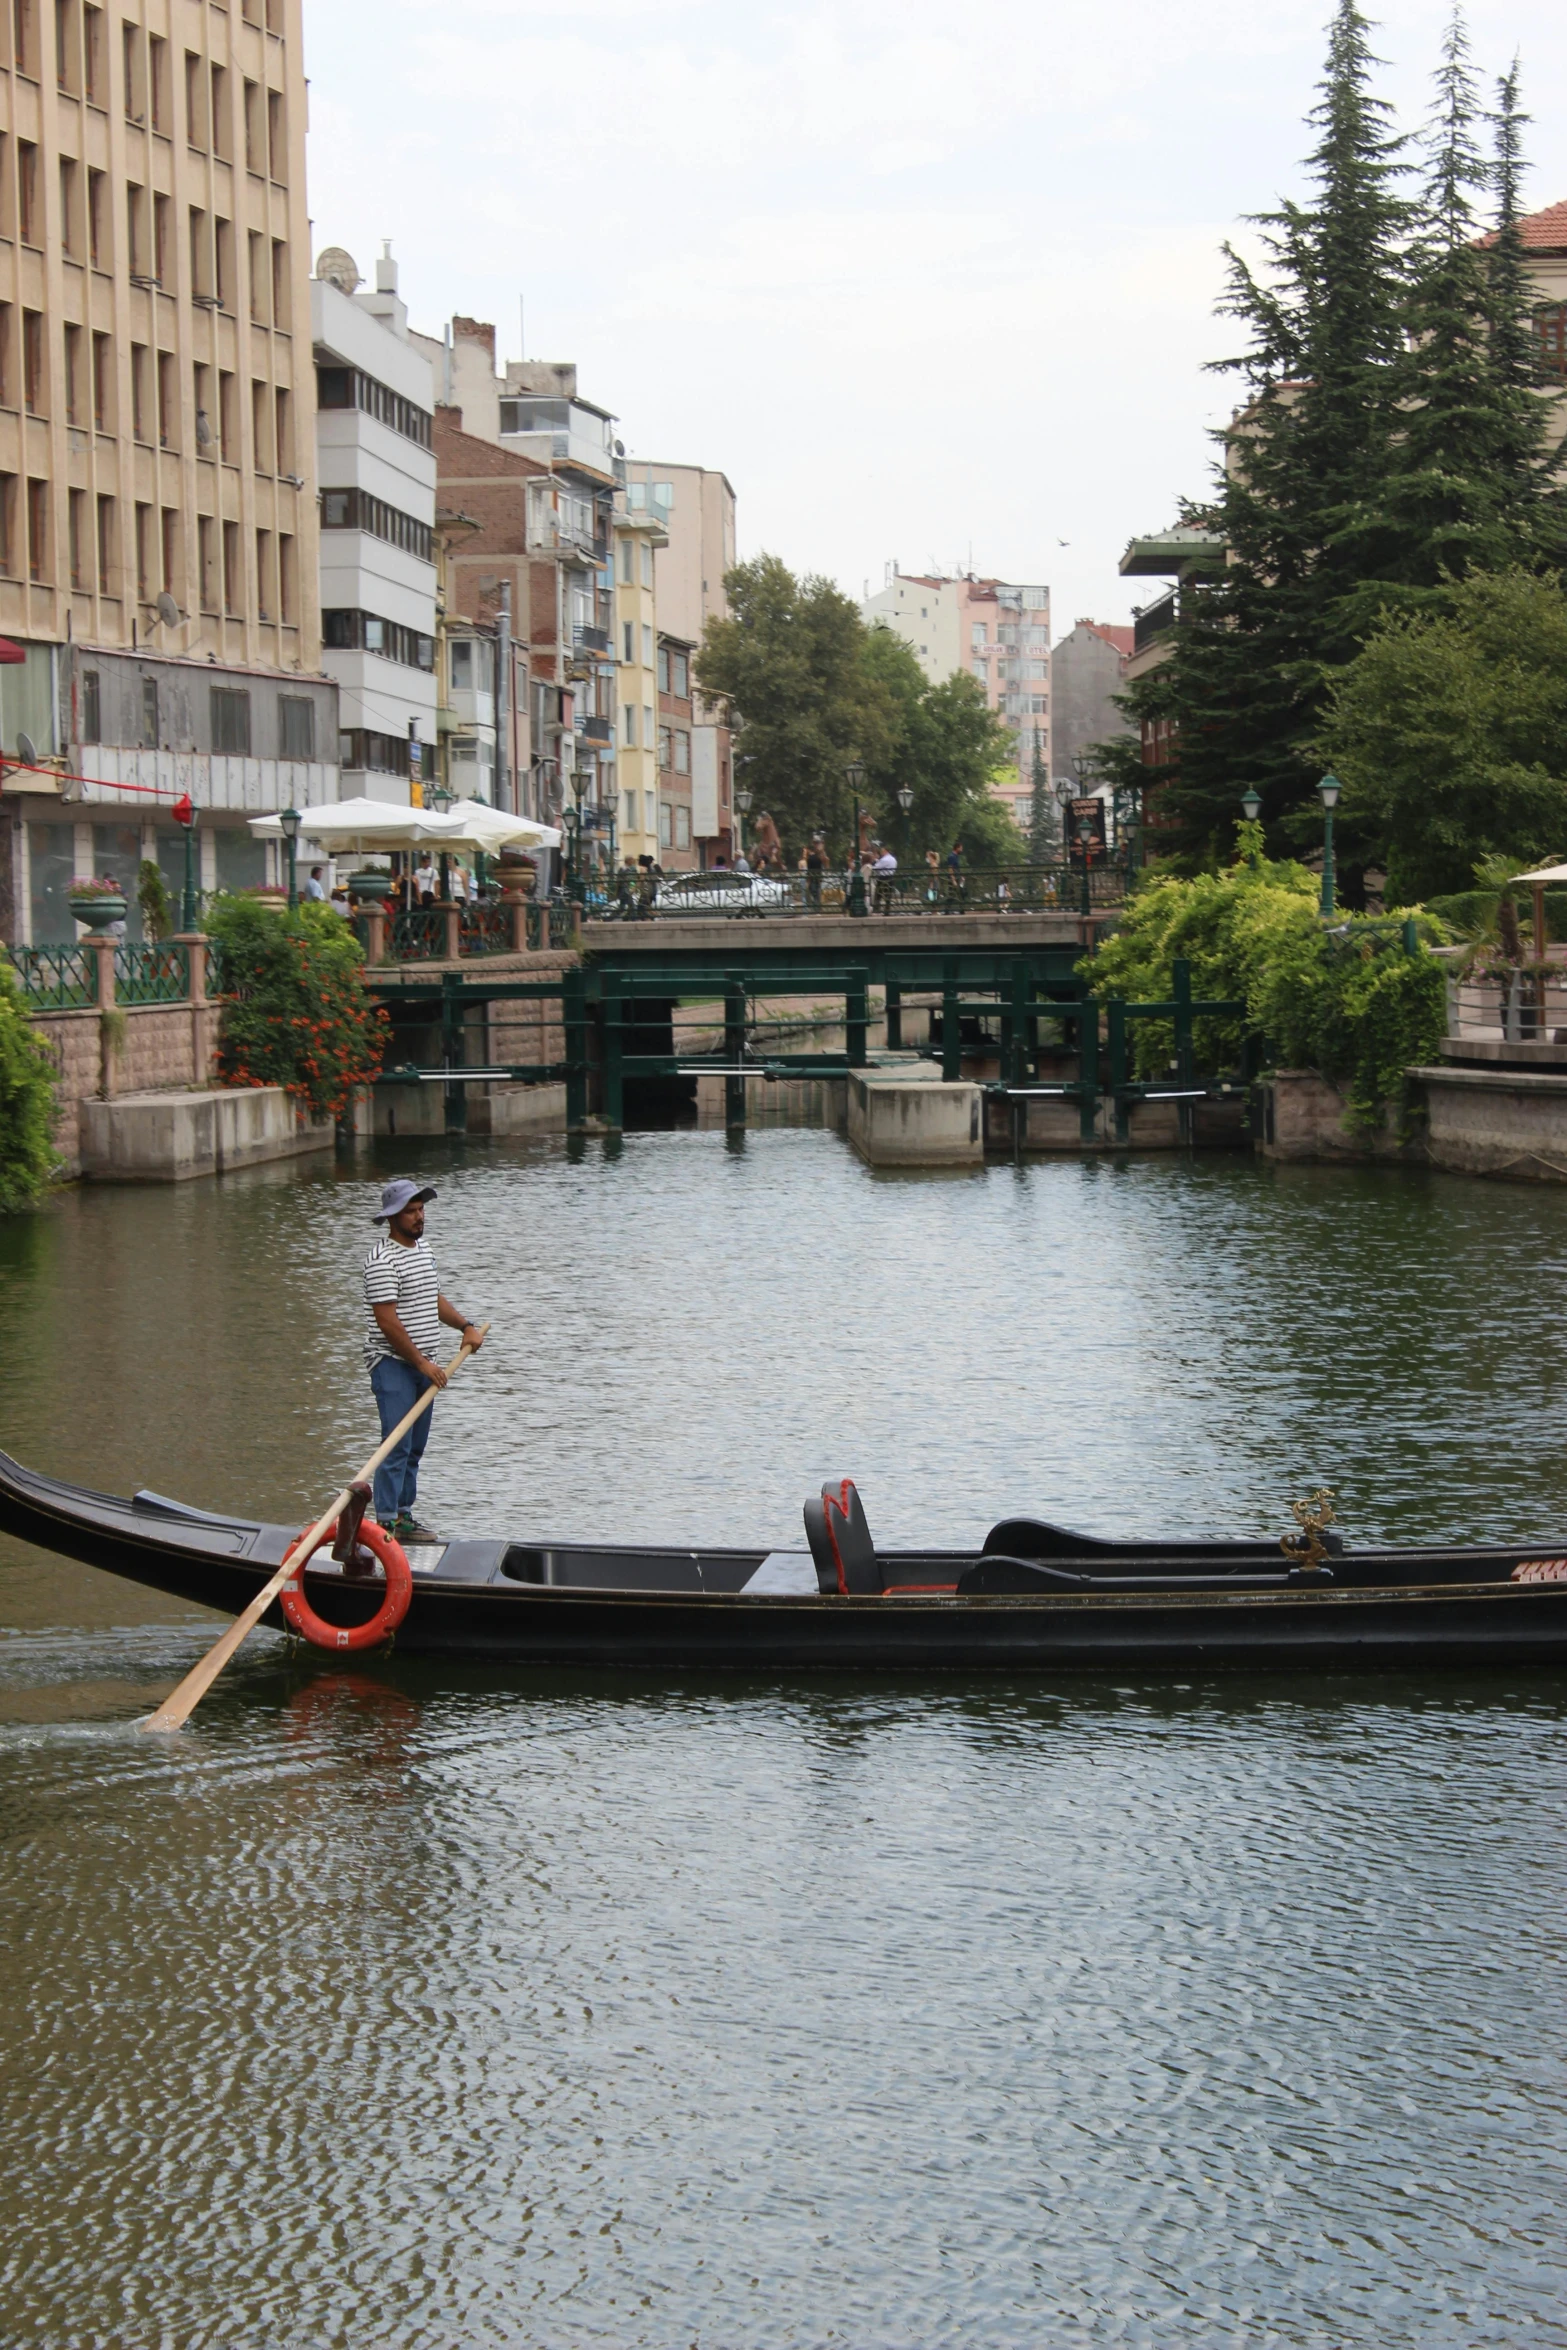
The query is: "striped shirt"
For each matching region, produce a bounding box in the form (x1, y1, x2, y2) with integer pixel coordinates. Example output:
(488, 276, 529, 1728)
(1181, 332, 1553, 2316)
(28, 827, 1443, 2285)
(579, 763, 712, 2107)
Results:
(363, 1234, 441, 1371)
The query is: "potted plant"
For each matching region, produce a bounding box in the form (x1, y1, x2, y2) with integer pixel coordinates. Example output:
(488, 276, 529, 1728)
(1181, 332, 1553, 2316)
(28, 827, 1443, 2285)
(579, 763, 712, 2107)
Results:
(66, 876, 129, 932)
(345, 868, 394, 909)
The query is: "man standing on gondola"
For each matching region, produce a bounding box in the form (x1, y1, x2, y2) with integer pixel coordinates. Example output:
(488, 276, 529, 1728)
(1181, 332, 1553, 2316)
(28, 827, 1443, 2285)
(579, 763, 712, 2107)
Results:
(363, 1179, 485, 1543)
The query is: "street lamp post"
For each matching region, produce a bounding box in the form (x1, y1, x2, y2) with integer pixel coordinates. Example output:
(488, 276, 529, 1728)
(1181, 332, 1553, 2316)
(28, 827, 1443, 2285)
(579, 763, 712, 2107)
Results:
(1317, 772, 1341, 918)
(897, 782, 914, 859)
(844, 758, 866, 916)
(280, 805, 301, 912)
(1076, 817, 1094, 919)
(173, 792, 199, 929)
(1240, 784, 1262, 871)
(733, 763, 753, 865)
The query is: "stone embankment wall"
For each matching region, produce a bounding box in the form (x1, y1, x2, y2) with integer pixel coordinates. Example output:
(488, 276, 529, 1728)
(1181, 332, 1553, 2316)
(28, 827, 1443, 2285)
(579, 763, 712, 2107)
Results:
(29, 1001, 223, 1173)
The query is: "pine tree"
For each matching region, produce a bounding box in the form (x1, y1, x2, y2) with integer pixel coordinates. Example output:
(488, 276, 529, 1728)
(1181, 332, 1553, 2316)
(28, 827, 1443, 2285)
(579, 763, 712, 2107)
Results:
(1381, 11, 1561, 590)
(1484, 58, 1567, 555)
(1028, 741, 1055, 862)
(1122, 0, 1416, 869)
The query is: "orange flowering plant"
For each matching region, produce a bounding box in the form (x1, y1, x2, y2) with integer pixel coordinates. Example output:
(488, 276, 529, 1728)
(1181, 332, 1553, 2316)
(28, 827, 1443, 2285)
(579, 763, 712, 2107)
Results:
(205, 895, 387, 1123)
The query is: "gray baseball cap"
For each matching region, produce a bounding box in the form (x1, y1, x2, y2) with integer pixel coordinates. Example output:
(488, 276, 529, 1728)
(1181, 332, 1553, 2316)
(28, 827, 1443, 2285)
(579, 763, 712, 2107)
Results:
(371, 1177, 437, 1223)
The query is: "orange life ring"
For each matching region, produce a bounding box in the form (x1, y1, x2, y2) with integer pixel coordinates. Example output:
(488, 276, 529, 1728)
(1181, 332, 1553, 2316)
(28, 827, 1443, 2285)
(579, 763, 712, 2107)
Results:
(280, 1517, 413, 1652)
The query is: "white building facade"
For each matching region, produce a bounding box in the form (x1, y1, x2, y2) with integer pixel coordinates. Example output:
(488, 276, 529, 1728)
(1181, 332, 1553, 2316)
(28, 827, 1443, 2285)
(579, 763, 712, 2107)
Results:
(312, 248, 437, 805)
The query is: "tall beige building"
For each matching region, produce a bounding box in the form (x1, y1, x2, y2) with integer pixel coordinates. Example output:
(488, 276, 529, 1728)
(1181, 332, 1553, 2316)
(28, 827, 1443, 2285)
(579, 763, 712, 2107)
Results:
(2, 0, 333, 946)
(623, 461, 736, 861)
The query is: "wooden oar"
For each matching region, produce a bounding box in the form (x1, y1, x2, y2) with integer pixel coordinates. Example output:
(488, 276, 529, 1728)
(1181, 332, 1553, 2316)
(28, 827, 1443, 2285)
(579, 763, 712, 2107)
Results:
(140, 1325, 491, 1733)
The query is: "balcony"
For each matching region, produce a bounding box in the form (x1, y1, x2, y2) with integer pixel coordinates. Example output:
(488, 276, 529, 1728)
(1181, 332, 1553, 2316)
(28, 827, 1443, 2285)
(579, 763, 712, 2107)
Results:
(573, 625, 611, 657)
(579, 715, 612, 744)
(1133, 589, 1177, 655)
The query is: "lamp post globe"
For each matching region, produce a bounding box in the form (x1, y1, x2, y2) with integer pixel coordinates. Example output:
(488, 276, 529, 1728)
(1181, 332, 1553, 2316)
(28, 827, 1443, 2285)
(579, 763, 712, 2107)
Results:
(1241, 785, 1262, 823)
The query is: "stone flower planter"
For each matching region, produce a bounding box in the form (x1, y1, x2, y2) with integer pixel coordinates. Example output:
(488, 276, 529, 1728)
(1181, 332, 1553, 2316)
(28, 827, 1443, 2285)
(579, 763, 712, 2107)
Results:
(68, 890, 128, 933)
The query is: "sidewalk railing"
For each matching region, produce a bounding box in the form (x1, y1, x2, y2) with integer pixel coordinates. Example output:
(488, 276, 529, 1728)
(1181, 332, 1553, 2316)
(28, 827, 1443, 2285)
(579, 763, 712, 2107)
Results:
(114, 943, 191, 1004)
(5, 944, 95, 1009)
(597, 862, 1134, 920)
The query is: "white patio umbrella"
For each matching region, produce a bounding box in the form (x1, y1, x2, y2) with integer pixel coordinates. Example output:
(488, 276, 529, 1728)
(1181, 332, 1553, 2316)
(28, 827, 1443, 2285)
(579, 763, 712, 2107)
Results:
(248, 798, 559, 853)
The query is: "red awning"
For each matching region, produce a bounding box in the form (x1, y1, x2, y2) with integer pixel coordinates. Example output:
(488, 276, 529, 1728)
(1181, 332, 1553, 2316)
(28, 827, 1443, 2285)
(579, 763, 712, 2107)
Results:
(0, 637, 26, 665)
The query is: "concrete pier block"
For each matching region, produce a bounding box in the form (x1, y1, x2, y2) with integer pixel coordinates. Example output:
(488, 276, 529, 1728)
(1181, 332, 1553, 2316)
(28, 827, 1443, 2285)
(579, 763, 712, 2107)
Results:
(79, 1087, 334, 1181)
(847, 1066, 983, 1166)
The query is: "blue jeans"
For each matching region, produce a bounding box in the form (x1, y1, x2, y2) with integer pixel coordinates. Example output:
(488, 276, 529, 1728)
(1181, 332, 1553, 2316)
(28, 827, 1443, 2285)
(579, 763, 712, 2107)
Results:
(370, 1357, 433, 1523)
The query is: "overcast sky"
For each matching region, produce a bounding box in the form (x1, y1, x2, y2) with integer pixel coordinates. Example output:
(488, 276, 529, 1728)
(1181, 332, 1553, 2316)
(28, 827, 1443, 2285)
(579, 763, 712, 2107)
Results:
(305, 2, 1567, 638)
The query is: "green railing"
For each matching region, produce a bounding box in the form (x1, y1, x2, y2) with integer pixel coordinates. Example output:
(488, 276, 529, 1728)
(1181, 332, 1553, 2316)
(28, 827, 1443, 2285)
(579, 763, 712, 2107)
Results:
(602, 862, 1133, 920)
(5, 944, 95, 1009)
(460, 903, 513, 957)
(390, 909, 447, 961)
(114, 943, 191, 1004)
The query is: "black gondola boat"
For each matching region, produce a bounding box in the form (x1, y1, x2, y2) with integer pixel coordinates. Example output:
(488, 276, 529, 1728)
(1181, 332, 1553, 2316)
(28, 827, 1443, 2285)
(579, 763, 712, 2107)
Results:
(3, 1448, 1567, 1674)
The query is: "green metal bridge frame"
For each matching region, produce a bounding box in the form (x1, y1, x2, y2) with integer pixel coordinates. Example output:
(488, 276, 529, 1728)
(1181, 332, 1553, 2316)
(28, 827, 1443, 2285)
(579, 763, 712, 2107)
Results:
(367, 940, 1252, 1144)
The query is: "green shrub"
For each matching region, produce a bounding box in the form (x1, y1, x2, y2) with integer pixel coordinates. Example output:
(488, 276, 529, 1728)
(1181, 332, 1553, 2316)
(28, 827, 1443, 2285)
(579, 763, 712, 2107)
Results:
(0, 962, 60, 1211)
(137, 859, 175, 942)
(1085, 838, 1449, 1128)
(205, 895, 387, 1123)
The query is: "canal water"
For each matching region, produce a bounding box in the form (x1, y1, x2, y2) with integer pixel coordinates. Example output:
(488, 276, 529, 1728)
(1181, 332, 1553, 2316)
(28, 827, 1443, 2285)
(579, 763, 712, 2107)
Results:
(2, 1136, 1565, 2347)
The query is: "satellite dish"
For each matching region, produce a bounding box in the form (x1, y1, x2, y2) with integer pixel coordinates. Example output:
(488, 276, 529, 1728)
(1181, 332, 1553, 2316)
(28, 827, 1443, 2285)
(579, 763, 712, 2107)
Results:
(157, 591, 180, 627)
(16, 731, 38, 767)
(315, 246, 362, 295)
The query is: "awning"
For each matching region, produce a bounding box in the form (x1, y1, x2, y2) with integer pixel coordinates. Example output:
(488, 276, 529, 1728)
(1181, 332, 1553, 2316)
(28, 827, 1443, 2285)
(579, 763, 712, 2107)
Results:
(0, 637, 27, 665)
(247, 797, 561, 855)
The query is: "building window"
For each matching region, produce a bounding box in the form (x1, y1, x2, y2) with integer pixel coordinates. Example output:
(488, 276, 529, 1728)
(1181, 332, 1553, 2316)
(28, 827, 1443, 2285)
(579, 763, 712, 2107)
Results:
(278, 533, 295, 623)
(674, 730, 690, 775)
(87, 168, 104, 265)
(26, 478, 48, 578)
(142, 675, 159, 747)
(63, 322, 81, 423)
(644, 702, 653, 746)
(675, 806, 691, 849)
(91, 331, 109, 427)
(222, 518, 240, 613)
(255, 527, 271, 619)
(147, 33, 166, 130)
(313, 364, 433, 449)
(210, 686, 250, 754)
(642, 623, 654, 667)
(322, 608, 436, 671)
(81, 669, 100, 743)
(68, 489, 85, 587)
(157, 351, 176, 446)
(621, 620, 633, 662)
(95, 494, 113, 588)
(83, 6, 102, 102)
(22, 310, 43, 413)
(198, 515, 216, 610)
(656, 645, 670, 693)
(658, 724, 672, 770)
(659, 801, 672, 848)
(159, 507, 177, 595)
(1537, 305, 1567, 380)
(619, 538, 633, 584)
(971, 623, 987, 648)
(641, 543, 653, 590)
(18, 142, 37, 242)
(0, 474, 14, 574)
(338, 727, 411, 776)
(316, 486, 433, 562)
(278, 696, 314, 760)
(58, 155, 78, 255)
(622, 704, 637, 747)
(671, 650, 689, 699)
(267, 87, 284, 180)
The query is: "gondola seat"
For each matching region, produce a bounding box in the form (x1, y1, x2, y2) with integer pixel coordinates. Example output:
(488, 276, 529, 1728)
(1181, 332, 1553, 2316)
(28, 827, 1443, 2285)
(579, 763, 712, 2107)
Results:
(804, 1479, 881, 1594)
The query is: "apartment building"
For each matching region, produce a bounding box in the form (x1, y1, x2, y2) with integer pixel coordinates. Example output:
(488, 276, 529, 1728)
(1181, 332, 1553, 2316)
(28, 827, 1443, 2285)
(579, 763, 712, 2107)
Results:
(1050, 620, 1134, 785)
(862, 564, 1050, 825)
(312, 244, 435, 805)
(1, 0, 334, 945)
(612, 498, 665, 864)
(624, 462, 736, 864)
(654, 630, 696, 869)
(412, 317, 618, 841)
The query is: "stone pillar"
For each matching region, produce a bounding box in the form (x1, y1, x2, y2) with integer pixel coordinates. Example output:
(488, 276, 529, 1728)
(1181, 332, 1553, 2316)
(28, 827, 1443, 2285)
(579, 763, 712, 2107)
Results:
(442, 903, 463, 963)
(173, 932, 208, 1004)
(509, 897, 529, 955)
(363, 908, 388, 966)
(87, 935, 116, 1008)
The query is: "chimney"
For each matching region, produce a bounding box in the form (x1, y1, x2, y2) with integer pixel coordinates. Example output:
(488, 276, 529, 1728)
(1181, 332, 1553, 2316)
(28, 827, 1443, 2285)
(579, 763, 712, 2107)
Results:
(376, 238, 398, 295)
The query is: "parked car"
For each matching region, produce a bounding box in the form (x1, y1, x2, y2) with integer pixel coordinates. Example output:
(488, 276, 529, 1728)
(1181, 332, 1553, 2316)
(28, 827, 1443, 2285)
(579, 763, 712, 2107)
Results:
(654, 870, 793, 916)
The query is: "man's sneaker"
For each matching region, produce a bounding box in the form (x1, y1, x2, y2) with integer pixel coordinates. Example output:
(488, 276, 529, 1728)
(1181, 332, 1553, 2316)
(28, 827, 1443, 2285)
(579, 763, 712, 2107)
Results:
(394, 1515, 442, 1544)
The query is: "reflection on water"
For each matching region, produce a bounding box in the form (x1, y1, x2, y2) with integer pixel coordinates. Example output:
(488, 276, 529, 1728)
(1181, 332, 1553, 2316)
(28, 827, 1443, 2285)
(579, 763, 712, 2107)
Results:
(2, 1139, 1567, 2345)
